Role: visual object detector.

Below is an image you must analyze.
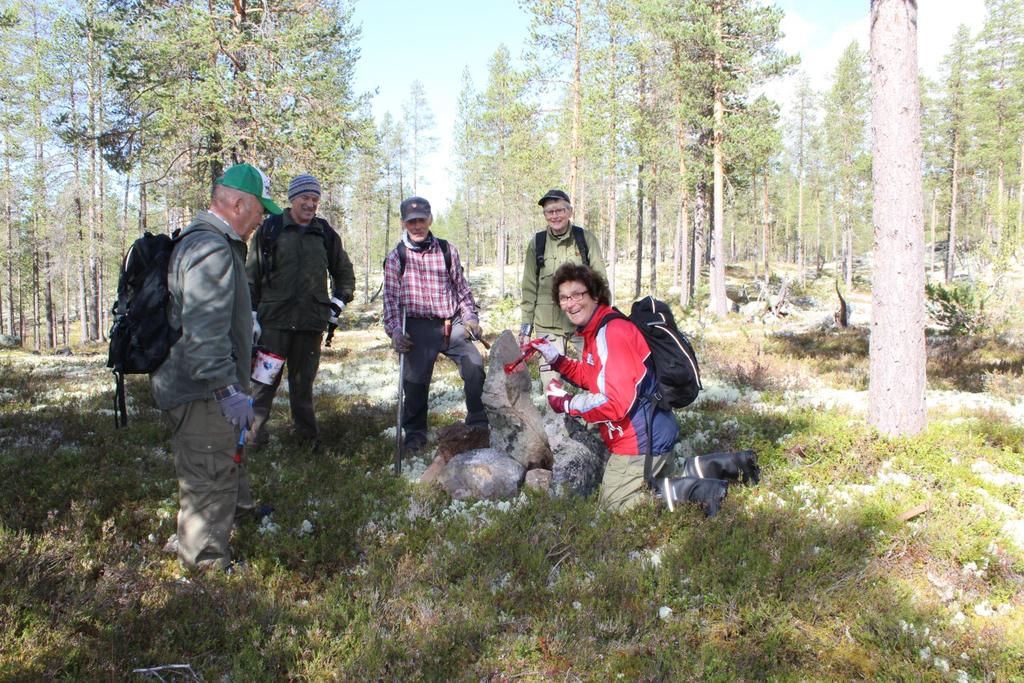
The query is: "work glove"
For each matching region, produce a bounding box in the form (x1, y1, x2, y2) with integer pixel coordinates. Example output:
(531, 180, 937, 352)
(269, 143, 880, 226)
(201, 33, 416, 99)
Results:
(251, 311, 261, 344)
(329, 297, 345, 325)
(391, 330, 413, 354)
(546, 379, 572, 414)
(518, 323, 532, 346)
(215, 384, 255, 431)
(465, 321, 484, 341)
(530, 337, 562, 364)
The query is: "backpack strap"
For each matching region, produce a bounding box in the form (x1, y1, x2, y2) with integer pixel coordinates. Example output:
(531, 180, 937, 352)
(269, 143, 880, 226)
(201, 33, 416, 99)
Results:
(535, 231, 547, 276)
(572, 225, 590, 267)
(258, 213, 284, 287)
(396, 238, 453, 280)
(535, 226, 590, 277)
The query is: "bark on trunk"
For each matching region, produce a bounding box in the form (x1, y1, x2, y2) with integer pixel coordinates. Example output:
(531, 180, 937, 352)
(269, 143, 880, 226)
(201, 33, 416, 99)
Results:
(635, 163, 644, 300)
(868, 0, 926, 435)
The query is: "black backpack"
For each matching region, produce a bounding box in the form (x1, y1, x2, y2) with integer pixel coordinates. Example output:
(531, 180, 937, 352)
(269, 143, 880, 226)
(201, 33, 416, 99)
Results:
(107, 231, 183, 427)
(597, 295, 702, 411)
(535, 225, 589, 275)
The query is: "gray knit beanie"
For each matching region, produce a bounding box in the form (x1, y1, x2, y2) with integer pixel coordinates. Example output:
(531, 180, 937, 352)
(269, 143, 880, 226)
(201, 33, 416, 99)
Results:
(287, 174, 322, 201)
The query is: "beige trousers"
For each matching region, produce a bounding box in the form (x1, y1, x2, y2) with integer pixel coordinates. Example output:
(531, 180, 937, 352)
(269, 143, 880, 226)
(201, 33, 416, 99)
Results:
(166, 398, 253, 570)
(599, 452, 676, 512)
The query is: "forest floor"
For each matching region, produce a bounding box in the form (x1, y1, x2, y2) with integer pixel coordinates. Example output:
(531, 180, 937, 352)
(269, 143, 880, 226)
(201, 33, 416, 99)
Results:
(1, 259, 1023, 681)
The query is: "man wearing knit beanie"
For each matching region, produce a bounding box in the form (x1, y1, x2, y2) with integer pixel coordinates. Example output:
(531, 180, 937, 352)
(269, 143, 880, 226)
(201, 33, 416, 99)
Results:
(246, 173, 355, 454)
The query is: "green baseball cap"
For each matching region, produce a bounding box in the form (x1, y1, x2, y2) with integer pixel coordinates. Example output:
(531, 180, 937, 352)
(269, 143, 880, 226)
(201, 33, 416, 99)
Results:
(216, 163, 283, 215)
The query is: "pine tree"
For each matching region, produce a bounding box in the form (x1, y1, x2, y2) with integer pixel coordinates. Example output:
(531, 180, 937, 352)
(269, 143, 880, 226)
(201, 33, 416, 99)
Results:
(402, 79, 437, 196)
(869, 0, 926, 436)
(824, 42, 870, 290)
(938, 25, 972, 282)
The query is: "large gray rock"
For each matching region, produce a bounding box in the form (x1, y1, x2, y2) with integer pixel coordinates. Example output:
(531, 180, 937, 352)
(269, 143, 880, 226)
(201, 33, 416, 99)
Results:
(545, 411, 608, 497)
(482, 331, 552, 470)
(438, 448, 525, 501)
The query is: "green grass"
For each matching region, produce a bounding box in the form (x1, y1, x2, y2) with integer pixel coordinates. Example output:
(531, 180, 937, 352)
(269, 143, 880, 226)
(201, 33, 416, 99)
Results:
(1, 297, 1023, 681)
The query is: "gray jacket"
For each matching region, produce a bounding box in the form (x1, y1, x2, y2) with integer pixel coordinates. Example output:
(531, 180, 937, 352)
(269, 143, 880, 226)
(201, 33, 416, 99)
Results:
(150, 211, 253, 411)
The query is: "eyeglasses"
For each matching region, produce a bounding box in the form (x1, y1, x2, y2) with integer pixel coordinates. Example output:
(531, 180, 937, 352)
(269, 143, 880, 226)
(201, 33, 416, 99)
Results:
(558, 290, 588, 305)
(543, 207, 569, 217)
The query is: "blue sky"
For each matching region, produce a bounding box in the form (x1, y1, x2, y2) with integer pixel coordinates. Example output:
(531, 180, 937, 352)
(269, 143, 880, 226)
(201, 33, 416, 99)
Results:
(351, 0, 986, 210)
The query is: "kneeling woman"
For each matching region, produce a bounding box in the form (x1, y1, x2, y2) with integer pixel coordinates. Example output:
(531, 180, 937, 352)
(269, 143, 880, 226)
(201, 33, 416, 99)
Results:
(532, 264, 679, 510)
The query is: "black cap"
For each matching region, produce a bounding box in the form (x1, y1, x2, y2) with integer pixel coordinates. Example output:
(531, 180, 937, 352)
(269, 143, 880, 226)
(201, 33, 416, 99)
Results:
(400, 196, 432, 221)
(538, 189, 570, 207)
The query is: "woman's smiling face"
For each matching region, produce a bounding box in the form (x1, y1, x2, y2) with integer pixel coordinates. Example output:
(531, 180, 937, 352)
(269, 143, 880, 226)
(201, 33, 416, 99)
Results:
(558, 280, 597, 327)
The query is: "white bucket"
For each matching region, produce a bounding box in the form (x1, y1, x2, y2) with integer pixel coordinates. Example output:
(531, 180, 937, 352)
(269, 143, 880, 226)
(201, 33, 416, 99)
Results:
(251, 348, 285, 385)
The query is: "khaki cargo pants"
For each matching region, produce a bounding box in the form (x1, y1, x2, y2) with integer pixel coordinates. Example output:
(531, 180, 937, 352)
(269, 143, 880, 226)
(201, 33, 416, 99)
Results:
(166, 398, 253, 570)
(599, 452, 676, 512)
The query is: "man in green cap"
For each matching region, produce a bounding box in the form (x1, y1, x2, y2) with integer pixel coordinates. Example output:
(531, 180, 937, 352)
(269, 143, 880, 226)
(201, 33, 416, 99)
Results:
(150, 162, 282, 572)
(520, 189, 606, 391)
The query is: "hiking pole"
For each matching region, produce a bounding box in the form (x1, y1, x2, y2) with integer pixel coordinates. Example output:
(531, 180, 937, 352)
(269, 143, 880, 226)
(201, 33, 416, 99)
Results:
(394, 307, 406, 476)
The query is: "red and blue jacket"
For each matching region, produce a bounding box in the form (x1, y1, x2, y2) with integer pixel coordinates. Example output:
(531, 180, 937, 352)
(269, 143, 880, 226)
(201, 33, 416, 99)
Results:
(553, 303, 679, 456)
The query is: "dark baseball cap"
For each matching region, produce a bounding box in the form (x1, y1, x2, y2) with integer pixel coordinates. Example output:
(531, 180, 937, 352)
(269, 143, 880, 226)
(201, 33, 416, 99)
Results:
(400, 196, 432, 221)
(538, 189, 570, 206)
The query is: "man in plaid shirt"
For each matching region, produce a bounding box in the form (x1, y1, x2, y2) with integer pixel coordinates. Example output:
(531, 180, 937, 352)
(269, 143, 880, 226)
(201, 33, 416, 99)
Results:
(383, 196, 487, 451)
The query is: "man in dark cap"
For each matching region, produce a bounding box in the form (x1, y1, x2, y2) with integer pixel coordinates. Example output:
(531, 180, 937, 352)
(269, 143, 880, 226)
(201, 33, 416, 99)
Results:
(520, 189, 606, 390)
(383, 196, 487, 452)
(246, 173, 355, 453)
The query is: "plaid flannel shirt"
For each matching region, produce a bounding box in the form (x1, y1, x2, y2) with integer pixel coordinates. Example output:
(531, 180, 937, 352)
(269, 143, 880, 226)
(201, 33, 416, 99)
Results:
(383, 238, 479, 337)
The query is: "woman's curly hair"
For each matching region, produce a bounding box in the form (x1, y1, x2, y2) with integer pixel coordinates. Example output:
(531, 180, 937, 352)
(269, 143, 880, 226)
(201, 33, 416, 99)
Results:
(551, 263, 611, 307)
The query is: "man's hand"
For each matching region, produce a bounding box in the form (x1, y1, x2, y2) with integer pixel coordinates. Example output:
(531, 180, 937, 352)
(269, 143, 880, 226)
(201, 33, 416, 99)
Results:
(215, 384, 255, 430)
(251, 311, 261, 344)
(518, 323, 532, 346)
(530, 338, 562, 364)
(329, 297, 345, 325)
(465, 321, 483, 341)
(391, 330, 413, 353)
(546, 379, 571, 414)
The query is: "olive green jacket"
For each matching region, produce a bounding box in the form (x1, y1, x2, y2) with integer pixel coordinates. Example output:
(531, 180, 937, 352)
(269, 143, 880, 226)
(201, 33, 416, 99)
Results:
(150, 211, 252, 411)
(520, 225, 606, 335)
(246, 209, 355, 332)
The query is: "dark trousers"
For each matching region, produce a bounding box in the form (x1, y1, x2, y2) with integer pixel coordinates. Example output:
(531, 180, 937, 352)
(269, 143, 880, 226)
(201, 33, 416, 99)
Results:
(402, 317, 487, 443)
(250, 327, 323, 443)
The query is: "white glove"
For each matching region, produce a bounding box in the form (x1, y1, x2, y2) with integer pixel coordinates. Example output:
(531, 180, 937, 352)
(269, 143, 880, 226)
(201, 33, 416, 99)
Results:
(530, 338, 561, 363)
(251, 311, 261, 343)
(545, 379, 571, 414)
(329, 297, 345, 325)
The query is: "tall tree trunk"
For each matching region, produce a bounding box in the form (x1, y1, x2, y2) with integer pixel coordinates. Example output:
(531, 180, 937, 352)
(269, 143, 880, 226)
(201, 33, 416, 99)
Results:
(607, 182, 618, 303)
(62, 256, 69, 346)
(634, 163, 644, 299)
(1017, 139, 1023, 247)
(691, 181, 708, 299)
(710, 91, 727, 315)
(844, 223, 853, 290)
(868, 0, 926, 436)
(928, 189, 937, 280)
(649, 171, 657, 293)
(568, 0, 582, 203)
(815, 192, 822, 275)
(761, 174, 770, 288)
(945, 132, 959, 282)
(44, 250, 55, 348)
(797, 170, 805, 284)
(3, 151, 12, 336)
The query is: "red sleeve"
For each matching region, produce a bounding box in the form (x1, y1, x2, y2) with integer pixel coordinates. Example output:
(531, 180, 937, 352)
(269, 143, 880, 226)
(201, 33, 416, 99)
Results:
(553, 355, 588, 388)
(566, 320, 649, 423)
